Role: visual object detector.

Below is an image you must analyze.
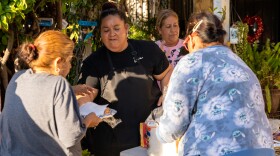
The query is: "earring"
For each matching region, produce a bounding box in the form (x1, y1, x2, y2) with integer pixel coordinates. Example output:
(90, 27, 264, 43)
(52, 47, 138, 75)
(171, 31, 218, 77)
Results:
(55, 68, 60, 75)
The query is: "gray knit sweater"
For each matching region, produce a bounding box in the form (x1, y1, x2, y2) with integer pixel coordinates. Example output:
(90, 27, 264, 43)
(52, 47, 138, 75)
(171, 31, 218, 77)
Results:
(0, 69, 86, 156)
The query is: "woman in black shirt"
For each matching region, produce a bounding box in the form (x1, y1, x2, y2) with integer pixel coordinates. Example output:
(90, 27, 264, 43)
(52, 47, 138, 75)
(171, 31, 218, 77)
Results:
(78, 2, 172, 156)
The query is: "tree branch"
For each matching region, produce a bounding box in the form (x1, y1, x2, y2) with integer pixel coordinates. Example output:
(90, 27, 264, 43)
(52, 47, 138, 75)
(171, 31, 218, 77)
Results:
(0, 29, 14, 90)
(1, 30, 14, 66)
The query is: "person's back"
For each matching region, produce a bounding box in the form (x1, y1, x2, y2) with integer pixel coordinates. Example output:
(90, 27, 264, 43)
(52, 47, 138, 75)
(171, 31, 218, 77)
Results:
(179, 45, 273, 155)
(156, 11, 274, 156)
(0, 30, 101, 156)
(0, 69, 84, 156)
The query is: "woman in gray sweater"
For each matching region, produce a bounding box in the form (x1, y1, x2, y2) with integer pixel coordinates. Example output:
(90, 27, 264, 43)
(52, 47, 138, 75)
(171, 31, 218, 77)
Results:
(0, 30, 101, 156)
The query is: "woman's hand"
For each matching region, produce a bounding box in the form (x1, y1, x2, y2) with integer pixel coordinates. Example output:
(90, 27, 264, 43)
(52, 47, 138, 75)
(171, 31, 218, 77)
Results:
(76, 94, 90, 107)
(72, 84, 87, 94)
(74, 85, 98, 106)
(76, 90, 97, 107)
(83, 112, 102, 128)
(104, 107, 111, 115)
(157, 95, 164, 106)
(72, 84, 98, 96)
(76, 91, 96, 107)
(157, 85, 168, 106)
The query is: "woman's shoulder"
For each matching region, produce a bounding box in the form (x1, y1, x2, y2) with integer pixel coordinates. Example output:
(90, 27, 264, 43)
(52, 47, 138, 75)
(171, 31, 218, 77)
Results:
(130, 39, 163, 54)
(196, 45, 230, 57)
(155, 40, 161, 46)
(36, 72, 70, 88)
(178, 39, 184, 46)
(83, 46, 107, 63)
(129, 39, 158, 48)
(7, 69, 29, 84)
(50, 76, 72, 94)
(12, 69, 28, 77)
(202, 45, 230, 53)
(12, 69, 71, 92)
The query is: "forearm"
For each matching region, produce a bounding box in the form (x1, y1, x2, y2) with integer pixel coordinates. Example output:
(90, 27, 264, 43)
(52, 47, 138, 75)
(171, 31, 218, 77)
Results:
(160, 66, 173, 92)
(82, 112, 102, 128)
(82, 115, 92, 128)
(156, 64, 192, 142)
(156, 94, 190, 143)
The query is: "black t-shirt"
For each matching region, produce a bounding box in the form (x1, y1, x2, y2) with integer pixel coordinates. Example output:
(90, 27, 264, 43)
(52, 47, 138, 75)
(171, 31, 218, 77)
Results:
(79, 39, 170, 155)
(79, 39, 169, 88)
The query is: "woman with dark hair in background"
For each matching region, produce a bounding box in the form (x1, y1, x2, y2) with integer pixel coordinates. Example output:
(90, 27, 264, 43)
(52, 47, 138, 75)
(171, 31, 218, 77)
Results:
(78, 2, 172, 156)
(0, 30, 101, 156)
(156, 12, 274, 156)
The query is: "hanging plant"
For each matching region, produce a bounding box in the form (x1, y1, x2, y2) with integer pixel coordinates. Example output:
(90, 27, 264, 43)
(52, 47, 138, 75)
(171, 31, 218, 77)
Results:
(243, 15, 264, 43)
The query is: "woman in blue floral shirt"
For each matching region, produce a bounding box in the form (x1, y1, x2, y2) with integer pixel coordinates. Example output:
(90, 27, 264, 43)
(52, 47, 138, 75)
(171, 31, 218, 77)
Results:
(156, 12, 274, 156)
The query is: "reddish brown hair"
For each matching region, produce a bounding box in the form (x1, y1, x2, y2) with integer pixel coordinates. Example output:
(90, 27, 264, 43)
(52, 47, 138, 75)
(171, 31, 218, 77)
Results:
(18, 30, 74, 71)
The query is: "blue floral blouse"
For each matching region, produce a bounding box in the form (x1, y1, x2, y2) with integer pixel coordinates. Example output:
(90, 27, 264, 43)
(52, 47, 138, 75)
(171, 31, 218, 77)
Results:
(156, 45, 274, 156)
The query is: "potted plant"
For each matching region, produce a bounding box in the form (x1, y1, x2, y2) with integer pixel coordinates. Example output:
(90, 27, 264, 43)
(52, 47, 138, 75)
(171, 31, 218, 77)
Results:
(232, 22, 280, 114)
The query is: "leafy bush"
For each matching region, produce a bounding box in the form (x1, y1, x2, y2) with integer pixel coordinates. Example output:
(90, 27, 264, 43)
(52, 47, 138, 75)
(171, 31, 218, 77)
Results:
(128, 18, 159, 41)
(232, 21, 280, 113)
(82, 149, 91, 156)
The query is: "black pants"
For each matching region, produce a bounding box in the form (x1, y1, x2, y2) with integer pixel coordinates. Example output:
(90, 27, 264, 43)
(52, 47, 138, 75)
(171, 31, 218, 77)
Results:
(81, 122, 139, 156)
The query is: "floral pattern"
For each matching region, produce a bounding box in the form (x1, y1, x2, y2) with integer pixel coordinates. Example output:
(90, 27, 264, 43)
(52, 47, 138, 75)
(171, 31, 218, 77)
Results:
(155, 39, 184, 67)
(157, 45, 273, 156)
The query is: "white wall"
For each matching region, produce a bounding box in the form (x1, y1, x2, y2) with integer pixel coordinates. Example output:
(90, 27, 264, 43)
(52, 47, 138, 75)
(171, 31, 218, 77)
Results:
(213, 0, 230, 43)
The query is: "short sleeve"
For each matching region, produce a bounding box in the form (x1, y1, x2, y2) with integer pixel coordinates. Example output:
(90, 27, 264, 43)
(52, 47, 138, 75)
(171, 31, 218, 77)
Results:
(152, 43, 170, 75)
(78, 56, 100, 88)
(54, 78, 86, 148)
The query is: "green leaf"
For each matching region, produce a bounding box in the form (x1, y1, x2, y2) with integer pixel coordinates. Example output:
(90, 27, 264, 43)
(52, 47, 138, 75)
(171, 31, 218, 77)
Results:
(5, 5, 17, 13)
(277, 43, 280, 53)
(62, 3, 67, 14)
(2, 0, 9, 6)
(274, 65, 279, 74)
(2, 22, 8, 31)
(82, 149, 91, 156)
(1, 35, 8, 45)
(264, 85, 272, 113)
(5, 13, 11, 22)
(17, 0, 28, 10)
(273, 42, 280, 52)
(18, 12, 25, 19)
(1, 15, 8, 31)
(11, 13, 15, 19)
